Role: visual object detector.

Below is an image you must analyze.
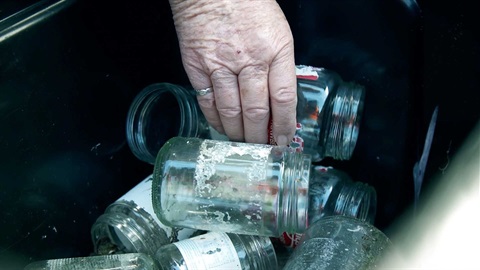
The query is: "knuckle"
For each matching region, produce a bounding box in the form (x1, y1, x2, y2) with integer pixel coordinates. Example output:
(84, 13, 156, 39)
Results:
(210, 68, 235, 81)
(217, 106, 242, 118)
(244, 107, 270, 122)
(271, 86, 297, 105)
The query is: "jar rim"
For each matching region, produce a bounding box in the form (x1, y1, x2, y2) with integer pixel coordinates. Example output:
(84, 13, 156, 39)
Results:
(126, 83, 200, 164)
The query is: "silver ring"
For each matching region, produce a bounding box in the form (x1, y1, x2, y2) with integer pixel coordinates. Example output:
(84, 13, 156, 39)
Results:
(195, 87, 213, 96)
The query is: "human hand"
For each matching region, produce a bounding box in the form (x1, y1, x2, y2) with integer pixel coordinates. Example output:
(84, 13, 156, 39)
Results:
(169, 0, 297, 145)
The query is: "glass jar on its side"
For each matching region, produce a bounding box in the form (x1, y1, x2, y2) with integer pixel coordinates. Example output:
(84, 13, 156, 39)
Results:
(153, 232, 277, 270)
(126, 66, 365, 164)
(293, 66, 365, 161)
(152, 137, 312, 237)
(126, 83, 228, 165)
(91, 175, 198, 256)
(283, 215, 391, 270)
(308, 165, 376, 225)
(278, 165, 377, 249)
(24, 253, 158, 270)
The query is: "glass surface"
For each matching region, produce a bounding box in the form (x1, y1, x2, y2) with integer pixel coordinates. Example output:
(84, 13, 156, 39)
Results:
(126, 83, 212, 165)
(153, 232, 277, 270)
(283, 216, 391, 270)
(152, 137, 311, 236)
(308, 166, 376, 225)
(91, 200, 169, 256)
(24, 253, 158, 270)
(295, 67, 365, 161)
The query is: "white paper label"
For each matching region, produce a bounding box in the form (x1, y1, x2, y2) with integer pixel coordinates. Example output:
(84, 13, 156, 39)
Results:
(173, 232, 241, 270)
(117, 174, 196, 242)
(295, 65, 320, 80)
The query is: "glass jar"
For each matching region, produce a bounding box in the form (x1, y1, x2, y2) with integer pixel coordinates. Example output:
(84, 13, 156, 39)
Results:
(308, 165, 376, 225)
(24, 253, 158, 270)
(126, 82, 228, 165)
(126, 66, 365, 164)
(153, 232, 277, 270)
(91, 175, 198, 257)
(278, 165, 377, 248)
(293, 65, 365, 161)
(152, 137, 312, 237)
(283, 215, 391, 270)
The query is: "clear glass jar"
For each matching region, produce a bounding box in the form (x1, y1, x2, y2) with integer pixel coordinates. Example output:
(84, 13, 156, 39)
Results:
(293, 66, 365, 161)
(91, 175, 198, 257)
(126, 83, 227, 164)
(152, 137, 312, 237)
(278, 165, 377, 248)
(307, 165, 376, 225)
(24, 253, 158, 270)
(283, 215, 391, 270)
(153, 232, 277, 270)
(126, 66, 364, 164)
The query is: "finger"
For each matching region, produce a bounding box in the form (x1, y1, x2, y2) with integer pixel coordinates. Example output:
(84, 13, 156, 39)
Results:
(186, 66, 224, 134)
(211, 68, 244, 141)
(238, 65, 270, 144)
(269, 50, 297, 146)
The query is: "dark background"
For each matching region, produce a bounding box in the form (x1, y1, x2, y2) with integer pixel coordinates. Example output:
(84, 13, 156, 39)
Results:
(0, 0, 478, 268)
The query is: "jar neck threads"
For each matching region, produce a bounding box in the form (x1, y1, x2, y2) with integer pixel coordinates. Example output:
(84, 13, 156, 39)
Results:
(319, 83, 365, 160)
(278, 151, 311, 234)
(91, 200, 169, 256)
(126, 83, 208, 164)
(236, 234, 278, 269)
(335, 181, 377, 224)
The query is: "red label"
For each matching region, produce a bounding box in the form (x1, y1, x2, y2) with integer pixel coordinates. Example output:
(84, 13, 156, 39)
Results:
(279, 232, 304, 249)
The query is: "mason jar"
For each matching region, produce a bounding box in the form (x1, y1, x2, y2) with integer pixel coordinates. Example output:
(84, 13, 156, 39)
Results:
(91, 175, 198, 257)
(152, 137, 379, 238)
(283, 215, 391, 270)
(278, 165, 377, 248)
(126, 65, 365, 164)
(152, 137, 312, 237)
(153, 232, 278, 270)
(24, 253, 158, 270)
(125, 83, 227, 165)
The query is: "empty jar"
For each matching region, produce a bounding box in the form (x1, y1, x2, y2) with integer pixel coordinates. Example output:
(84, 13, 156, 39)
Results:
(152, 137, 376, 239)
(152, 137, 312, 237)
(126, 82, 227, 165)
(307, 165, 376, 225)
(24, 253, 158, 270)
(126, 65, 365, 164)
(91, 175, 198, 257)
(153, 232, 277, 270)
(283, 215, 391, 270)
(279, 165, 377, 248)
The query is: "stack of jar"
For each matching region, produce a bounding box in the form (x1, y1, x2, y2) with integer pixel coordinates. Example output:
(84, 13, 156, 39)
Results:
(25, 66, 392, 270)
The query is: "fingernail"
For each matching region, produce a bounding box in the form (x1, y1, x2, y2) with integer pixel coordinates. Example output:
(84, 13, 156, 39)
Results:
(276, 135, 289, 146)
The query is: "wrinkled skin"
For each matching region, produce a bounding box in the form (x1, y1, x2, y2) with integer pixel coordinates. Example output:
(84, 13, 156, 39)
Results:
(169, 0, 297, 145)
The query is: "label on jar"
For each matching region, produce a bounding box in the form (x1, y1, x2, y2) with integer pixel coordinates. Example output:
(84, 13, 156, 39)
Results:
(173, 232, 241, 270)
(295, 65, 321, 80)
(117, 175, 197, 242)
(279, 232, 304, 249)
